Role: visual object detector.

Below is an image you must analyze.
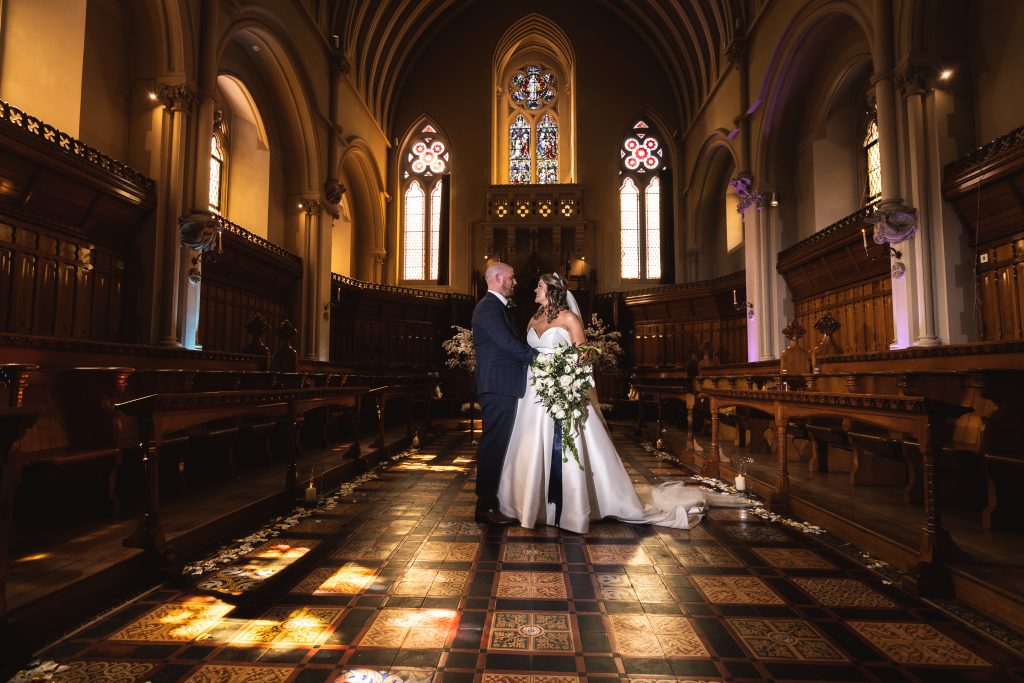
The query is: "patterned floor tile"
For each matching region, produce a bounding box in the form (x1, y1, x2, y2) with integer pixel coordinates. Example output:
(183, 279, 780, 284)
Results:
(752, 547, 835, 569)
(231, 606, 341, 646)
(585, 544, 651, 565)
(729, 618, 847, 661)
(488, 612, 574, 651)
(243, 539, 320, 559)
(434, 521, 483, 536)
(585, 524, 636, 539)
(359, 608, 457, 648)
(722, 524, 793, 542)
(691, 575, 785, 604)
(416, 541, 479, 561)
(503, 543, 563, 563)
(392, 568, 469, 596)
(496, 571, 568, 598)
(331, 539, 400, 560)
(109, 598, 234, 642)
(506, 525, 560, 537)
(446, 503, 476, 516)
(44, 662, 154, 682)
(791, 577, 895, 607)
(669, 544, 741, 567)
(481, 676, 579, 683)
(847, 621, 990, 666)
(181, 665, 293, 683)
(291, 563, 377, 594)
(195, 563, 288, 596)
(597, 573, 674, 602)
(286, 517, 347, 534)
(608, 614, 708, 658)
(655, 525, 714, 541)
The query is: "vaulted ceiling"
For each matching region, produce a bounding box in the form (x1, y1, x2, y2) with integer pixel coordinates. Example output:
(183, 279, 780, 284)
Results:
(330, 0, 750, 137)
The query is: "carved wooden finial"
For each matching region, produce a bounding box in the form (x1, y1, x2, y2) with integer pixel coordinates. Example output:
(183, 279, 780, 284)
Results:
(243, 314, 272, 368)
(813, 310, 842, 357)
(271, 319, 298, 372)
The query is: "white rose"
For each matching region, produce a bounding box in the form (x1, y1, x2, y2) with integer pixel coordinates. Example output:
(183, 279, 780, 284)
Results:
(573, 409, 582, 418)
(559, 375, 572, 388)
(554, 408, 565, 419)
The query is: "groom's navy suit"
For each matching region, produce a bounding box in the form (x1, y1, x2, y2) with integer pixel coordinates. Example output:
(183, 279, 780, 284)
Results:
(472, 291, 537, 514)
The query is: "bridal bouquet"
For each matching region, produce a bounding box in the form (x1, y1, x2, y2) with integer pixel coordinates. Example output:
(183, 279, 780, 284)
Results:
(530, 343, 599, 469)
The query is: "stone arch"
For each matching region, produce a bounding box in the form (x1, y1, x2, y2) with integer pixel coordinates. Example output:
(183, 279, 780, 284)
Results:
(492, 13, 576, 184)
(339, 139, 387, 282)
(685, 131, 740, 280)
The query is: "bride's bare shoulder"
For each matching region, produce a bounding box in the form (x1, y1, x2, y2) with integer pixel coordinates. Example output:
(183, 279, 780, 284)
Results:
(556, 309, 583, 328)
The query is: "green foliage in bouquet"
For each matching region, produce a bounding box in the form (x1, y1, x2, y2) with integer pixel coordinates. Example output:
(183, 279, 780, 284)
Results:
(442, 325, 476, 372)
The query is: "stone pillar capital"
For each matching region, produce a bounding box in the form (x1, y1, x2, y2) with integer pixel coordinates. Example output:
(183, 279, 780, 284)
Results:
(156, 82, 198, 111)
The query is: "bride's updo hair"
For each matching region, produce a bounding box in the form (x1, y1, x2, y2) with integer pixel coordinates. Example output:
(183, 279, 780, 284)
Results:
(535, 272, 569, 322)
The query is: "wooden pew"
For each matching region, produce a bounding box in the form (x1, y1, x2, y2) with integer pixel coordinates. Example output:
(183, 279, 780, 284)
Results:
(0, 408, 38, 623)
(368, 384, 435, 452)
(113, 386, 366, 560)
(702, 385, 970, 595)
(14, 367, 134, 517)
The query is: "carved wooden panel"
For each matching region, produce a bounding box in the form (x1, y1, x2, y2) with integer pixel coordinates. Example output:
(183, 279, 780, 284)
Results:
(199, 223, 301, 354)
(976, 233, 1024, 341)
(0, 218, 124, 340)
(793, 276, 893, 354)
(632, 317, 746, 368)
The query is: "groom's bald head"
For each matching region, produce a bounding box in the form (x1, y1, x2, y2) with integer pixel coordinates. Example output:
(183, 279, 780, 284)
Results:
(485, 262, 516, 298)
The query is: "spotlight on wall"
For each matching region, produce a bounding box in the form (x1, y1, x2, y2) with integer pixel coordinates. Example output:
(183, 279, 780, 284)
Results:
(770, 192, 779, 208)
(297, 201, 304, 209)
(147, 90, 158, 101)
(939, 68, 954, 81)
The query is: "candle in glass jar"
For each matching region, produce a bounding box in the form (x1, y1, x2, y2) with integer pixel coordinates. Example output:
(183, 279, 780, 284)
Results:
(735, 475, 747, 491)
(305, 483, 317, 502)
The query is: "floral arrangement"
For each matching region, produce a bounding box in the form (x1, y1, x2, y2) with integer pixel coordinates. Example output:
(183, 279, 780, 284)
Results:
(530, 343, 598, 469)
(584, 313, 623, 374)
(442, 325, 476, 372)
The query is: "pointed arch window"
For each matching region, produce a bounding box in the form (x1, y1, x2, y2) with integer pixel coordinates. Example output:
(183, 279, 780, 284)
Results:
(863, 115, 881, 205)
(505, 64, 559, 184)
(401, 123, 450, 283)
(619, 120, 668, 280)
(209, 134, 225, 213)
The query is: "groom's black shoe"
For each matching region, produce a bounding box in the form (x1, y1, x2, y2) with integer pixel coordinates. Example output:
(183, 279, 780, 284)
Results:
(475, 509, 517, 525)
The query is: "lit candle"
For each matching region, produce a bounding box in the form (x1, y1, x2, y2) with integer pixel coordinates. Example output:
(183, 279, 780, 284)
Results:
(732, 289, 737, 305)
(862, 227, 868, 250)
(735, 475, 747, 491)
(304, 482, 317, 502)
(217, 228, 223, 252)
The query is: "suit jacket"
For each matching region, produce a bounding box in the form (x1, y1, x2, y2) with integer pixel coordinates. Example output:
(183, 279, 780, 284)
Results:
(472, 292, 536, 397)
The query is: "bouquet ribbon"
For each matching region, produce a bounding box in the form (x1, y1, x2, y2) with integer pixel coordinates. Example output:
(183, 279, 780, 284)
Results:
(548, 420, 563, 527)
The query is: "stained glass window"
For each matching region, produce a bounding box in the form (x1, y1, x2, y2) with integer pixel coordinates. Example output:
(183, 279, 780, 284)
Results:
(509, 115, 531, 184)
(645, 177, 661, 279)
(209, 135, 224, 213)
(402, 123, 450, 282)
(620, 120, 667, 280)
(510, 65, 556, 110)
(620, 177, 640, 279)
(403, 180, 426, 281)
(864, 117, 881, 204)
(536, 113, 558, 184)
(429, 181, 442, 281)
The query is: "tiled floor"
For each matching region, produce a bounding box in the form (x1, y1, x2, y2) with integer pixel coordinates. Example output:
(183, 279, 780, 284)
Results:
(24, 430, 1024, 682)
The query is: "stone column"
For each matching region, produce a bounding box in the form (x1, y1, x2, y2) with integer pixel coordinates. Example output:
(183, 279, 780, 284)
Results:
(300, 198, 331, 360)
(898, 65, 941, 346)
(872, 0, 916, 349)
(155, 82, 197, 347)
(179, 0, 220, 350)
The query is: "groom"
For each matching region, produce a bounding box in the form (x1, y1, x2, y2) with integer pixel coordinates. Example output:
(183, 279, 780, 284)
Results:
(471, 262, 538, 525)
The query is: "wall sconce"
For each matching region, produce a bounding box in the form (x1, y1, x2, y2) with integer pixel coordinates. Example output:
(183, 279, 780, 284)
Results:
(770, 192, 779, 207)
(939, 68, 954, 81)
(861, 226, 904, 278)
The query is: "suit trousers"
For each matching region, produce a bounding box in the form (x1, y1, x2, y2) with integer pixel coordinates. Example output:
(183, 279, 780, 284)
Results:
(475, 392, 519, 513)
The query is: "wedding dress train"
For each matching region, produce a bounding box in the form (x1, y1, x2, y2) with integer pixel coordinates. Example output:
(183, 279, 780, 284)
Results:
(497, 326, 745, 534)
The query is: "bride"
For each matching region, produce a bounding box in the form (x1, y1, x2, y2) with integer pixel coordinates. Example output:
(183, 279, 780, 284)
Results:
(497, 272, 743, 534)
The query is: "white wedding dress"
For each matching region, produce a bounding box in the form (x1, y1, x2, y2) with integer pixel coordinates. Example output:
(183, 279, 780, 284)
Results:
(497, 325, 744, 534)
